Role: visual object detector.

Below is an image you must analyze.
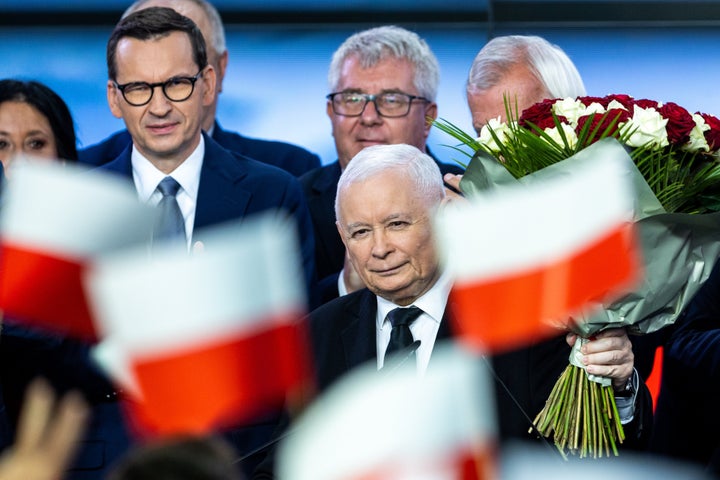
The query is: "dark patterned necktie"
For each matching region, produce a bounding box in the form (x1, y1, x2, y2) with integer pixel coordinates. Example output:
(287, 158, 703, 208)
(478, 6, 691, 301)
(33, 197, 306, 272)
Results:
(154, 176, 186, 242)
(384, 306, 423, 363)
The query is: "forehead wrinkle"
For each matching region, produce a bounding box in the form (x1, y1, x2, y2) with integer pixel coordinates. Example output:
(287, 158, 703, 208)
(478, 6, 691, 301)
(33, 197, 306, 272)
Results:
(346, 212, 408, 229)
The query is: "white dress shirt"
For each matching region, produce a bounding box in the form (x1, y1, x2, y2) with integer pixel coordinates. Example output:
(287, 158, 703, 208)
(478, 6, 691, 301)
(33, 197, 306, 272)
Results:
(375, 268, 453, 375)
(131, 136, 204, 250)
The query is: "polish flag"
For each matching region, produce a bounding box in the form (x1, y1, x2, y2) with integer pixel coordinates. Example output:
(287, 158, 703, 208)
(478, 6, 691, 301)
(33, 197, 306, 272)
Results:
(434, 152, 640, 353)
(278, 343, 497, 480)
(0, 161, 154, 341)
(86, 214, 313, 437)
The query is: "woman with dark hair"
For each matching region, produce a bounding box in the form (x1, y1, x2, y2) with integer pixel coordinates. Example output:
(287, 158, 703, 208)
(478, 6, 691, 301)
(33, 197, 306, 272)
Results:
(0, 79, 130, 479)
(0, 79, 78, 168)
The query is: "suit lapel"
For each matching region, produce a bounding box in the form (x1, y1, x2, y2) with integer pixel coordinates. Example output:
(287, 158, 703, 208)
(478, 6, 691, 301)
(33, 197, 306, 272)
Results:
(339, 289, 377, 370)
(193, 133, 252, 235)
(101, 143, 133, 178)
(309, 162, 345, 273)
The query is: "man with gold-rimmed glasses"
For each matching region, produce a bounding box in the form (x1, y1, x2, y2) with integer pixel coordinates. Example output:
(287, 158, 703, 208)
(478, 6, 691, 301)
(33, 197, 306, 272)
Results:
(300, 25, 465, 303)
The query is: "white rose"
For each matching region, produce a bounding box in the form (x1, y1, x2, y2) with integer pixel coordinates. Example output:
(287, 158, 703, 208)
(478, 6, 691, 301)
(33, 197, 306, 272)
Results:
(583, 102, 607, 116)
(552, 98, 586, 127)
(542, 123, 578, 149)
(479, 117, 514, 153)
(684, 113, 711, 152)
(606, 99, 628, 112)
(620, 105, 669, 149)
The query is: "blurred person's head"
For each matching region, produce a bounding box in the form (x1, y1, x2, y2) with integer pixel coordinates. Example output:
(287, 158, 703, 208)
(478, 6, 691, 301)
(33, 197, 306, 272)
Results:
(326, 25, 440, 170)
(0, 79, 78, 170)
(466, 35, 586, 134)
(106, 6, 216, 172)
(106, 435, 244, 480)
(335, 143, 445, 306)
(122, 0, 227, 132)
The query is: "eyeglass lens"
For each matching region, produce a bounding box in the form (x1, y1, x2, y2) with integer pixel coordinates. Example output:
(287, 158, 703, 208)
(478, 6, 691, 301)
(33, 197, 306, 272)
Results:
(122, 77, 196, 106)
(332, 93, 418, 117)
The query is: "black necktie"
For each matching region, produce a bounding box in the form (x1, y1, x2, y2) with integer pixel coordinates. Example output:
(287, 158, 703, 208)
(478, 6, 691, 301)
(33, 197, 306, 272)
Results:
(385, 306, 423, 362)
(154, 176, 186, 242)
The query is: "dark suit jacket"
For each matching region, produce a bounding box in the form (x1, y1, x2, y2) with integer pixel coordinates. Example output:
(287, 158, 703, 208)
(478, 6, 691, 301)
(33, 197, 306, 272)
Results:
(300, 153, 465, 301)
(252, 288, 653, 478)
(0, 323, 131, 480)
(79, 122, 321, 178)
(47, 133, 318, 479)
(99, 132, 317, 301)
(650, 257, 720, 475)
(308, 288, 651, 445)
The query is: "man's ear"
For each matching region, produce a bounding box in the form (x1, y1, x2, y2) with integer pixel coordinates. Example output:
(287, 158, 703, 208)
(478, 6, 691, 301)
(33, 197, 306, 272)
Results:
(424, 101, 438, 136)
(107, 80, 123, 119)
(201, 65, 217, 107)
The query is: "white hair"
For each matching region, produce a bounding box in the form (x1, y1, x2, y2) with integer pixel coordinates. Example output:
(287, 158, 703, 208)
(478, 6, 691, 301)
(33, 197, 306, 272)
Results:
(328, 25, 440, 101)
(335, 144, 444, 222)
(467, 35, 586, 99)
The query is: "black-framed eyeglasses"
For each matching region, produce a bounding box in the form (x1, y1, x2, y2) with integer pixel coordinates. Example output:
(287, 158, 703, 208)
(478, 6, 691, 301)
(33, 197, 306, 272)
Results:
(114, 70, 204, 107)
(326, 91, 429, 118)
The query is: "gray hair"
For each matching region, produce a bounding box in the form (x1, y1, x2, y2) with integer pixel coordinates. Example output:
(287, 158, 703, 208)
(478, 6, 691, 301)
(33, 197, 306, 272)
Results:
(123, 0, 226, 55)
(328, 25, 440, 101)
(335, 144, 445, 222)
(467, 35, 585, 99)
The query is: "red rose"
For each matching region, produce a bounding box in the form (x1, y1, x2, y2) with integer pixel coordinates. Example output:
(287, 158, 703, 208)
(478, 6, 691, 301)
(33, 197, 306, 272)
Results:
(606, 94, 635, 110)
(634, 98, 660, 110)
(577, 96, 608, 107)
(659, 102, 695, 145)
(518, 98, 556, 130)
(700, 112, 720, 150)
(576, 108, 630, 144)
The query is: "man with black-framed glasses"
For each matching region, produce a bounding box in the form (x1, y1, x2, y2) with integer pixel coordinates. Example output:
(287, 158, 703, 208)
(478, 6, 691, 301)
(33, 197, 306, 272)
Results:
(79, 0, 321, 178)
(92, 9, 318, 477)
(300, 25, 465, 304)
(101, 6, 314, 276)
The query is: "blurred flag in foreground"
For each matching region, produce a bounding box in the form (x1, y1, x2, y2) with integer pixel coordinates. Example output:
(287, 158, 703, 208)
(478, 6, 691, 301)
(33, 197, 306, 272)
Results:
(0, 161, 154, 341)
(278, 343, 496, 480)
(87, 214, 312, 437)
(434, 153, 639, 354)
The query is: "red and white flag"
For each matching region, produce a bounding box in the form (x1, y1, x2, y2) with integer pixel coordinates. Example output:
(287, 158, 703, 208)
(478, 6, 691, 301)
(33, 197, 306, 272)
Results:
(278, 343, 497, 480)
(434, 153, 639, 353)
(0, 161, 154, 341)
(87, 214, 313, 437)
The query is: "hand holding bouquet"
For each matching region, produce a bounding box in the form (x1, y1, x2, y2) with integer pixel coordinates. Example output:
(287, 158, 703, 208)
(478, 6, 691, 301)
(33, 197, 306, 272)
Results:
(435, 94, 720, 457)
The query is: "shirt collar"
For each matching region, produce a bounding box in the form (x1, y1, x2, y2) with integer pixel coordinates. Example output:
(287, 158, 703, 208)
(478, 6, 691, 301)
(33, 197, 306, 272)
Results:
(131, 135, 204, 203)
(376, 267, 453, 329)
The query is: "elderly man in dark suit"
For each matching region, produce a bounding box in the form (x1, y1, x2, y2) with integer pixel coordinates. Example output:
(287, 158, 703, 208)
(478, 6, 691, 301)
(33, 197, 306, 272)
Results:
(311, 143, 652, 448)
(252, 143, 654, 479)
(79, 0, 320, 178)
(300, 25, 465, 303)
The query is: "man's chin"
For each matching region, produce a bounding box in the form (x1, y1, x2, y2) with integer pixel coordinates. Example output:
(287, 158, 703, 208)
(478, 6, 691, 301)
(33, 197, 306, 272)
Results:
(356, 140, 386, 150)
(369, 282, 416, 304)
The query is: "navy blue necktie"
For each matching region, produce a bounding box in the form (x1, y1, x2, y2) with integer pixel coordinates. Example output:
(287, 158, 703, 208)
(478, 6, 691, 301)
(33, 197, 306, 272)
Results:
(385, 306, 423, 363)
(154, 177, 186, 242)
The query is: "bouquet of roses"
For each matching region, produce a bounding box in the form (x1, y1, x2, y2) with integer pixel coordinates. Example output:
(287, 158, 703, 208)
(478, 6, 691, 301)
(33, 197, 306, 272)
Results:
(435, 94, 720, 457)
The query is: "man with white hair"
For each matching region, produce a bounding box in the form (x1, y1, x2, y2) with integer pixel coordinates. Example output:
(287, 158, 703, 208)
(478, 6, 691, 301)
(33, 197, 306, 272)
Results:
(252, 143, 653, 478)
(466, 34, 586, 134)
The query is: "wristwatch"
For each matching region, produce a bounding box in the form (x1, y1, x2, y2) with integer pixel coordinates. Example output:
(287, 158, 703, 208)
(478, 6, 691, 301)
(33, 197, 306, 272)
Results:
(615, 375, 636, 398)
